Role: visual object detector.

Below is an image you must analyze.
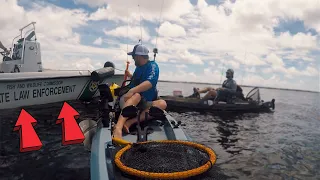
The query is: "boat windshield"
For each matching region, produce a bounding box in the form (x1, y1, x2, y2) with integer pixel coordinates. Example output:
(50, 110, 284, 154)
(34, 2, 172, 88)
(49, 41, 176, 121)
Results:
(246, 87, 260, 102)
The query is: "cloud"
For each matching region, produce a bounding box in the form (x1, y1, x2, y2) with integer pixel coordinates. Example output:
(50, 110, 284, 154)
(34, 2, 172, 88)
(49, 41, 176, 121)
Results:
(103, 26, 150, 41)
(93, 37, 103, 45)
(277, 32, 318, 50)
(1, 0, 319, 92)
(209, 61, 215, 66)
(176, 64, 187, 69)
(86, 0, 194, 24)
(158, 21, 186, 38)
(177, 50, 204, 65)
(44, 56, 96, 71)
(265, 53, 285, 67)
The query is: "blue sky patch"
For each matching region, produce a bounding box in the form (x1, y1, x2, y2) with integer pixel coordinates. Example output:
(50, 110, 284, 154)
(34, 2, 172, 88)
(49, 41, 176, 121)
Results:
(274, 19, 318, 36)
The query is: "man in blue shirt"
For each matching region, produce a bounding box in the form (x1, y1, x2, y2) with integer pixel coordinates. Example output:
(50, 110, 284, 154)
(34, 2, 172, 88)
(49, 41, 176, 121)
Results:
(113, 44, 167, 139)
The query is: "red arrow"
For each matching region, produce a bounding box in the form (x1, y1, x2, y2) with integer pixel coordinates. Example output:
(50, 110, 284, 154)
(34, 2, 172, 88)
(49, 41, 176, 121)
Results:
(13, 109, 42, 152)
(56, 102, 84, 145)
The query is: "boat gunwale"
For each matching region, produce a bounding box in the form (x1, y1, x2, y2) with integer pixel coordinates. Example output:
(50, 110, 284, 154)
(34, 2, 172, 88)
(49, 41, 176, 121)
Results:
(0, 74, 92, 82)
(0, 73, 124, 82)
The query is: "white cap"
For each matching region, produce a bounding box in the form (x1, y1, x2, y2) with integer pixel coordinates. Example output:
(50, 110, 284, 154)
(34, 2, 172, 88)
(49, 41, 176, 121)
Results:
(127, 44, 149, 56)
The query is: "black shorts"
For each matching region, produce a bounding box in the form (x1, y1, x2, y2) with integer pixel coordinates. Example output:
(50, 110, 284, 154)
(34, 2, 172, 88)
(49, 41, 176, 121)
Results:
(136, 98, 152, 110)
(120, 95, 159, 110)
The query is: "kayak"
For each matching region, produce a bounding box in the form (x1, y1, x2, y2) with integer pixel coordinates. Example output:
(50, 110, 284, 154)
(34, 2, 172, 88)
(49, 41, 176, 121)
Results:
(160, 87, 275, 113)
(79, 81, 218, 180)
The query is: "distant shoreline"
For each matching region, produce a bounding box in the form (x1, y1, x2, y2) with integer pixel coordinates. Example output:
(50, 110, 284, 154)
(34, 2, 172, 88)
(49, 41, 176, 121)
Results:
(159, 80, 320, 94)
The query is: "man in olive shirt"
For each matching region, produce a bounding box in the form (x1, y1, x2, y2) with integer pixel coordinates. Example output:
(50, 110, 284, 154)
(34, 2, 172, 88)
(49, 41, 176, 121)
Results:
(189, 69, 238, 103)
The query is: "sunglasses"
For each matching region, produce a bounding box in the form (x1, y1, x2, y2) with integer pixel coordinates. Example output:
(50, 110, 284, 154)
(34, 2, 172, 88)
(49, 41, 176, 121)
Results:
(131, 45, 139, 60)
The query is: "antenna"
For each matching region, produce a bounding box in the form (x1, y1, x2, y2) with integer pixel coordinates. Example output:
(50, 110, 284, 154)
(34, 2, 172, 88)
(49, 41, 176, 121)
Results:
(155, 0, 164, 48)
(241, 50, 247, 86)
(138, 4, 143, 43)
(153, 0, 164, 61)
(126, 6, 129, 62)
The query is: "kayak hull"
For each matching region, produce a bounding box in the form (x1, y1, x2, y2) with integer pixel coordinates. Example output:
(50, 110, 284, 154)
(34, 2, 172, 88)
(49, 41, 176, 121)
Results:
(160, 96, 275, 113)
(90, 108, 191, 180)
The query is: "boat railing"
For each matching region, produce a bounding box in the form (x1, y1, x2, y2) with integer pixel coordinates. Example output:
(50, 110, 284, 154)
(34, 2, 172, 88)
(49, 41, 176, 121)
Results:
(10, 34, 21, 58)
(10, 22, 37, 63)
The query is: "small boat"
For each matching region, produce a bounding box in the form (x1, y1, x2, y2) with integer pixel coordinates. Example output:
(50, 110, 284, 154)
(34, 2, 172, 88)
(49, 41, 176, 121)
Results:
(160, 87, 275, 113)
(79, 82, 217, 180)
(0, 22, 124, 110)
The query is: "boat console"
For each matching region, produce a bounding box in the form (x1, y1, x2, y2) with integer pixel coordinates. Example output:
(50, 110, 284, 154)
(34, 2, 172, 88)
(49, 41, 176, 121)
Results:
(0, 22, 42, 73)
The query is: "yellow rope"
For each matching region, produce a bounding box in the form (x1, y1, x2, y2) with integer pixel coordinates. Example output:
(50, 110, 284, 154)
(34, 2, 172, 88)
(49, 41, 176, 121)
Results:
(113, 139, 217, 179)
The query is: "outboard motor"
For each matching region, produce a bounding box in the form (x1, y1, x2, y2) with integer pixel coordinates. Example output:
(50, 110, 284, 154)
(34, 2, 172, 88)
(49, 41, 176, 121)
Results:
(79, 83, 114, 151)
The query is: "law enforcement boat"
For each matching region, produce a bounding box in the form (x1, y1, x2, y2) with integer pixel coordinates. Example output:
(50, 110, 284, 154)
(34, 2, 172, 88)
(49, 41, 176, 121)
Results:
(0, 22, 124, 110)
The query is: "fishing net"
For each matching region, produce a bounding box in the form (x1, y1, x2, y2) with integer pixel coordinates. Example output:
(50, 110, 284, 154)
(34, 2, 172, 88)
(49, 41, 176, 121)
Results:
(246, 87, 260, 102)
(114, 140, 216, 179)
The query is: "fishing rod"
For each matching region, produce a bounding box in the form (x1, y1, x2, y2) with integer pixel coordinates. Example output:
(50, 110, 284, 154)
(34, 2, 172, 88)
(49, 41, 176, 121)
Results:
(122, 6, 130, 87)
(220, 53, 228, 84)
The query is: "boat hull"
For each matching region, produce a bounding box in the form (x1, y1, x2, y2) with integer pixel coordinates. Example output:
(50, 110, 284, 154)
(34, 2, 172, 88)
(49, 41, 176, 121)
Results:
(160, 95, 275, 113)
(0, 71, 124, 110)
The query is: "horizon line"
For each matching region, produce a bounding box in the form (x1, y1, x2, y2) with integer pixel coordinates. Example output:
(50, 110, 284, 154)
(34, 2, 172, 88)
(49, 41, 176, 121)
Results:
(158, 80, 320, 94)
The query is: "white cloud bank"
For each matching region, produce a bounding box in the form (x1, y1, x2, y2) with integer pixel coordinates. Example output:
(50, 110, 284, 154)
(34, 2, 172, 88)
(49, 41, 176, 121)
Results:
(0, 0, 319, 92)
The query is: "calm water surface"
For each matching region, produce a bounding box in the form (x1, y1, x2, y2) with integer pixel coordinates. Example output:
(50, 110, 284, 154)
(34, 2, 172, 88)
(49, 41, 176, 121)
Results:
(0, 82, 319, 180)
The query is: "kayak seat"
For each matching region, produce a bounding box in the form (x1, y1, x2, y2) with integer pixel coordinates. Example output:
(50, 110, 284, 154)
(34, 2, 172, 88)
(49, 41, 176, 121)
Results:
(148, 106, 165, 118)
(3, 56, 12, 61)
(212, 87, 246, 104)
(236, 85, 246, 101)
(121, 106, 165, 136)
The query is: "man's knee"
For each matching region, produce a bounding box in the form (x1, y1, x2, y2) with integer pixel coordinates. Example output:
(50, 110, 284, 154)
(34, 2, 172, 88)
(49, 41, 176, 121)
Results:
(120, 93, 142, 109)
(152, 99, 167, 110)
(130, 93, 142, 102)
(208, 90, 217, 96)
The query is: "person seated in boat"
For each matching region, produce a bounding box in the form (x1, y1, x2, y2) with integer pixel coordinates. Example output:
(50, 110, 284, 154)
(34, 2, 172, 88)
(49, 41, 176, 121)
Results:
(188, 69, 238, 102)
(0, 41, 9, 54)
(112, 44, 167, 139)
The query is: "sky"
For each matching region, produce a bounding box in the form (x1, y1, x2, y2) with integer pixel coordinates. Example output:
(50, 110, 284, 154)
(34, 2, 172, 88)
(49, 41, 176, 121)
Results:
(0, 0, 319, 92)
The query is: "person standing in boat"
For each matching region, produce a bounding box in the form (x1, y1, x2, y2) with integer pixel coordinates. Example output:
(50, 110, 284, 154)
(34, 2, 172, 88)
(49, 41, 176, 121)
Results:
(0, 41, 10, 54)
(188, 69, 239, 102)
(112, 44, 167, 139)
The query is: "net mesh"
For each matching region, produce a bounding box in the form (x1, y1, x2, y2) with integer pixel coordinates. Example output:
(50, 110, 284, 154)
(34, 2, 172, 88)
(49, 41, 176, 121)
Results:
(119, 142, 211, 173)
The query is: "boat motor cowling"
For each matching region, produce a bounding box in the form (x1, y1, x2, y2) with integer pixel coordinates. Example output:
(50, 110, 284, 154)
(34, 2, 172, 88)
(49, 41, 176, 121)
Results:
(91, 61, 115, 81)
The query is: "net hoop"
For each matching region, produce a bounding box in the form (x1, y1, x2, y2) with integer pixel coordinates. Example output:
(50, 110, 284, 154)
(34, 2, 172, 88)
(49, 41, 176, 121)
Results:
(114, 140, 217, 179)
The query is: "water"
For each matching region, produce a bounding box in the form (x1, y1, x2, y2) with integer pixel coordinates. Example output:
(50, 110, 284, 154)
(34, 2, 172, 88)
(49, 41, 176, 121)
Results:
(1, 82, 319, 180)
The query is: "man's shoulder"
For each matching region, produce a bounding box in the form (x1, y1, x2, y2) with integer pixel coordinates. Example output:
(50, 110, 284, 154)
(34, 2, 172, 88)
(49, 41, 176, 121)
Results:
(148, 60, 159, 70)
(149, 60, 158, 66)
